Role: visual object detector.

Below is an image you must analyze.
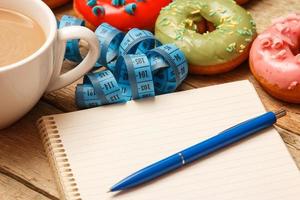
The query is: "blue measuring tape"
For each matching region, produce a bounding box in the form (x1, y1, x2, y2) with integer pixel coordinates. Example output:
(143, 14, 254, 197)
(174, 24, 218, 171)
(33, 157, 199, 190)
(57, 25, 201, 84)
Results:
(59, 15, 85, 62)
(94, 23, 125, 71)
(115, 54, 155, 101)
(76, 70, 124, 108)
(58, 15, 188, 109)
(147, 45, 188, 94)
(119, 28, 162, 56)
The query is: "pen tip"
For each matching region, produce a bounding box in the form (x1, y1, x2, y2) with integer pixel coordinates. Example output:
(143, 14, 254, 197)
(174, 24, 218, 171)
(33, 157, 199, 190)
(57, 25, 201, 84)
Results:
(274, 109, 286, 119)
(107, 189, 112, 193)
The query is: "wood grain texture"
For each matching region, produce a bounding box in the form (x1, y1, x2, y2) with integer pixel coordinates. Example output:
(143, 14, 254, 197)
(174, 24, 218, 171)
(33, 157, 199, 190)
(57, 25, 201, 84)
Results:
(52, 2, 75, 17)
(0, 173, 50, 200)
(245, 0, 300, 33)
(2, 0, 299, 199)
(0, 102, 61, 200)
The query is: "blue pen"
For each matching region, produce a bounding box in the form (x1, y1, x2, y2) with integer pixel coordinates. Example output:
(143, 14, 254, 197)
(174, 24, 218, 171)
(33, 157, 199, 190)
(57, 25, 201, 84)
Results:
(109, 109, 286, 192)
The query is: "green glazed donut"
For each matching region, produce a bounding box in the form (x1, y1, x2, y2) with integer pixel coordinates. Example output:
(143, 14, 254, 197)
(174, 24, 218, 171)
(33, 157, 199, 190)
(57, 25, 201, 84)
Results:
(155, 0, 256, 74)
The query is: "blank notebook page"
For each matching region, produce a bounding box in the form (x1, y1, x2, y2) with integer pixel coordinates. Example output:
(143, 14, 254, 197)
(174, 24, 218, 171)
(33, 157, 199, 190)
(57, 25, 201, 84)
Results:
(50, 80, 300, 200)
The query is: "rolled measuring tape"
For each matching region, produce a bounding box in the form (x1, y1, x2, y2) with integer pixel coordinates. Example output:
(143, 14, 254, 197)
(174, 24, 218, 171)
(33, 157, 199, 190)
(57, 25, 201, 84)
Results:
(119, 28, 161, 56)
(58, 15, 188, 109)
(58, 15, 85, 62)
(94, 23, 125, 71)
(75, 43, 188, 109)
(147, 44, 188, 94)
(76, 54, 157, 108)
(94, 23, 161, 73)
(115, 54, 155, 101)
(76, 70, 124, 108)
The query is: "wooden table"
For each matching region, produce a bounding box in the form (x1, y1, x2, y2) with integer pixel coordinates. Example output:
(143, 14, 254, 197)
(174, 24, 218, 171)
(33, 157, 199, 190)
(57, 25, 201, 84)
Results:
(0, 0, 300, 199)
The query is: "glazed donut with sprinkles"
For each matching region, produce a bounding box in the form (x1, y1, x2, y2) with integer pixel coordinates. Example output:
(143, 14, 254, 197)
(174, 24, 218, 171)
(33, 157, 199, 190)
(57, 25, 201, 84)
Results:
(155, 0, 257, 75)
(74, 0, 172, 31)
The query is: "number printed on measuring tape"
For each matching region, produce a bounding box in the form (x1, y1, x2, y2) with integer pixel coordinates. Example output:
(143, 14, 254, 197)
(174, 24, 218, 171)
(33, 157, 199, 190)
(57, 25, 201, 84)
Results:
(115, 54, 155, 100)
(119, 28, 162, 56)
(76, 70, 124, 108)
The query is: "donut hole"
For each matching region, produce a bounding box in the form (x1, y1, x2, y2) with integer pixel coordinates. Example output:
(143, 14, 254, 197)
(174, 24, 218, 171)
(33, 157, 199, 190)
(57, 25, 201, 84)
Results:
(206, 21, 216, 32)
(195, 19, 207, 34)
(185, 17, 216, 34)
(196, 20, 216, 34)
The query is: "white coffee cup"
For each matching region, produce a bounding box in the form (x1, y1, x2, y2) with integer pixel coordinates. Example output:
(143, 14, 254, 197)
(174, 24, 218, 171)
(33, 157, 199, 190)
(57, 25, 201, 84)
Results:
(0, 0, 100, 129)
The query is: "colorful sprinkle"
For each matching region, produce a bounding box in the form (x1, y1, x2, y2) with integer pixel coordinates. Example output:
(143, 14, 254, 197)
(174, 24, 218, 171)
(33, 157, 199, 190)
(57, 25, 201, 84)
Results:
(159, 18, 168, 25)
(163, 21, 170, 26)
(175, 28, 185, 40)
(272, 49, 287, 59)
(231, 20, 238, 25)
(272, 40, 283, 49)
(112, 0, 126, 6)
(221, 9, 227, 14)
(229, 42, 236, 47)
(250, 19, 256, 27)
(160, 18, 170, 26)
(185, 19, 193, 27)
(209, 10, 216, 16)
(87, 0, 96, 7)
(288, 81, 298, 90)
(191, 10, 201, 15)
(226, 42, 236, 53)
(275, 23, 290, 33)
(237, 29, 253, 36)
(226, 47, 234, 53)
(125, 3, 137, 15)
(220, 16, 226, 23)
(92, 6, 105, 16)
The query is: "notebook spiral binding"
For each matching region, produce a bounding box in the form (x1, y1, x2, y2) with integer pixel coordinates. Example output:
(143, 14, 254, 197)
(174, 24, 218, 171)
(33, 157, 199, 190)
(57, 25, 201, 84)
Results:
(37, 116, 82, 200)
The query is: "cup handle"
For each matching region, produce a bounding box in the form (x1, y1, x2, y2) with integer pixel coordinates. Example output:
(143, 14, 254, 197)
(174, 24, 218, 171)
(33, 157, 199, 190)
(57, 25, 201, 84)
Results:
(46, 26, 99, 92)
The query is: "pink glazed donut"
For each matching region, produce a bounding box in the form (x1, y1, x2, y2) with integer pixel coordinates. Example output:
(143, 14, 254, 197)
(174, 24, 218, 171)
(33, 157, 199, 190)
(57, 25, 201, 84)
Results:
(249, 14, 300, 103)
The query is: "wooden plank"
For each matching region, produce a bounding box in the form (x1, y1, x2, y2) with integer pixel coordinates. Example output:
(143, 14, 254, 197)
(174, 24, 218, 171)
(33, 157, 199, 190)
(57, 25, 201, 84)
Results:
(0, 102, 61, 200)
(1, 0, 299, 199)
(245, 0, 300, 33)
(0, 173, 50, 200)
(276, 126, 300, 150)
(52, 2, 75, 18)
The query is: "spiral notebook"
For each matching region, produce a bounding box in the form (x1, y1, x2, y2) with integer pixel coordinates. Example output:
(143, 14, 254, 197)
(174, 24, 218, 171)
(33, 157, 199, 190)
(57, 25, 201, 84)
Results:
(37, 80, 300, 200)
